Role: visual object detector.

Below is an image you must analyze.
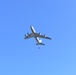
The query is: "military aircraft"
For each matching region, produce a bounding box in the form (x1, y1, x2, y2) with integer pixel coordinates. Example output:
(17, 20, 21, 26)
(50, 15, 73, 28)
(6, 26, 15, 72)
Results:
(24, 26, 51, 45)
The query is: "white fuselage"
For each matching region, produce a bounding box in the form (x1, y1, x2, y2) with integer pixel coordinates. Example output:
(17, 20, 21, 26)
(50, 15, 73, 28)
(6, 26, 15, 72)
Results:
(30, 26, 41, 43)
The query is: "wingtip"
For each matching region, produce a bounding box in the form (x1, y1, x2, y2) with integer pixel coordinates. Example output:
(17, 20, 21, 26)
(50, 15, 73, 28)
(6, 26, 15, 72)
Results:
(30, 26, 33, 28)
(47, 37, 52, 40)
(50, 38, 52, 40)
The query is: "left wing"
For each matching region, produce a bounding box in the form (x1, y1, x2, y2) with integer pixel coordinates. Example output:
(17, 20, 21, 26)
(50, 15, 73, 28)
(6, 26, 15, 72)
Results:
(35, 33, 51, 40)
(24, 33, 33, 39)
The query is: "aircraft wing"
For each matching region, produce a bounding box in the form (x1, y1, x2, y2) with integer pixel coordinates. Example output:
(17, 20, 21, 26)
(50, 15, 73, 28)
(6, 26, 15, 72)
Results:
(35, 33, 51, 40)
(24, 33, 33, 39)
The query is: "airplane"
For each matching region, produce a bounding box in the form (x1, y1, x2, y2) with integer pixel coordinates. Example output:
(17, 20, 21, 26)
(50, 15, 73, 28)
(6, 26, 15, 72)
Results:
(24, 26, 51, 45)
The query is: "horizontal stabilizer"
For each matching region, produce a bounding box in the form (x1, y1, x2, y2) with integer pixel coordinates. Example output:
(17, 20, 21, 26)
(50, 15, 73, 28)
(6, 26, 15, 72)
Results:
(36, 43, 45, 45)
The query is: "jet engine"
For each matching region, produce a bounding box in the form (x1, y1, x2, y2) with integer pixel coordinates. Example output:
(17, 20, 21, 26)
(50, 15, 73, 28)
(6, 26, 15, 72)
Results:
(44, 34, 46, 37)
(27, 33, 30, 35)
(39, 33, 41, 35)
(25, 34, 26, 36)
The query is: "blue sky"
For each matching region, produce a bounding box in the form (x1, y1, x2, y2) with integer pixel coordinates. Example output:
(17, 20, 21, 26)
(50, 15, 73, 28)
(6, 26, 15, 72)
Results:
(0, 0, 76, 75)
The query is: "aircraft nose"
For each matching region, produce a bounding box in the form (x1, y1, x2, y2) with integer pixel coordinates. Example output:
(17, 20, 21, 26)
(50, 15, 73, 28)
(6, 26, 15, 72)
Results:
(30, 26, 32, 28)
(30, 26, 33, 28)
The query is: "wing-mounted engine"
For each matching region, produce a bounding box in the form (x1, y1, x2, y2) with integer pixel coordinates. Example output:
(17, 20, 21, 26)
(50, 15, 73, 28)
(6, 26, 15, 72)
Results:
(24, 34, 27, 39)
(25, 34, 26, 36)
(27, 33, 30, 35)
(44, 34, 46, 37)
(39, 33, 41, 35)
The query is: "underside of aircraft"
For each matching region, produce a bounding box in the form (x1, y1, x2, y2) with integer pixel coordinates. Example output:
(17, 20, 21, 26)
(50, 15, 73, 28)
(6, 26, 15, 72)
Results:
(24, 26, 51, 45)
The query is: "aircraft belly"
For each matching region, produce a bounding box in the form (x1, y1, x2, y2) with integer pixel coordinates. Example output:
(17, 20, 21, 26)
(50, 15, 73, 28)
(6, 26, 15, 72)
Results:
(34, 37, 40, 43)
(25, 26, 51, 45)
(31, 33, 34, 37)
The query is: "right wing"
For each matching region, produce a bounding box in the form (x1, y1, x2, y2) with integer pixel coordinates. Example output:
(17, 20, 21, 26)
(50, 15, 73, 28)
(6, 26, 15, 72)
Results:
(24, 33, 33, 39)
(35, 33, 51, 40)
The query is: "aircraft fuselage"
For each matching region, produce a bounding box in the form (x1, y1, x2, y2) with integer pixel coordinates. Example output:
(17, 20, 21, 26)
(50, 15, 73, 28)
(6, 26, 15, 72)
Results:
(30, 26, 41, 44)
(25, 26, 51, 45)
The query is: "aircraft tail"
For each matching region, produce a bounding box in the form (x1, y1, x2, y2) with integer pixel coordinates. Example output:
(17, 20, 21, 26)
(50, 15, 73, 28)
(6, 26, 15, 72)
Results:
(36, 43, 45, 45)
(36, 39, 45, 45)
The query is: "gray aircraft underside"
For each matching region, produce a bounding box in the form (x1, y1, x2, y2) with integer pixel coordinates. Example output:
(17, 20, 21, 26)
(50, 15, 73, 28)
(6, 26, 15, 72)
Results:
(24, 26, 51, 45)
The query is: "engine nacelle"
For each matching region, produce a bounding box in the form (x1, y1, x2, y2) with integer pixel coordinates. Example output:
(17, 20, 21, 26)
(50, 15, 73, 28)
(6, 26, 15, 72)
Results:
(44, 34, 46, 37)
(27, 33, 30, 35)
(25, 34, 26, 36)
(39, 33, 41, 35)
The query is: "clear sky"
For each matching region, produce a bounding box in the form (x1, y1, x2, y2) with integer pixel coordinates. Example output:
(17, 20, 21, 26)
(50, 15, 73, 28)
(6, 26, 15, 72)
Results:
(0, 0, 76, 75)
